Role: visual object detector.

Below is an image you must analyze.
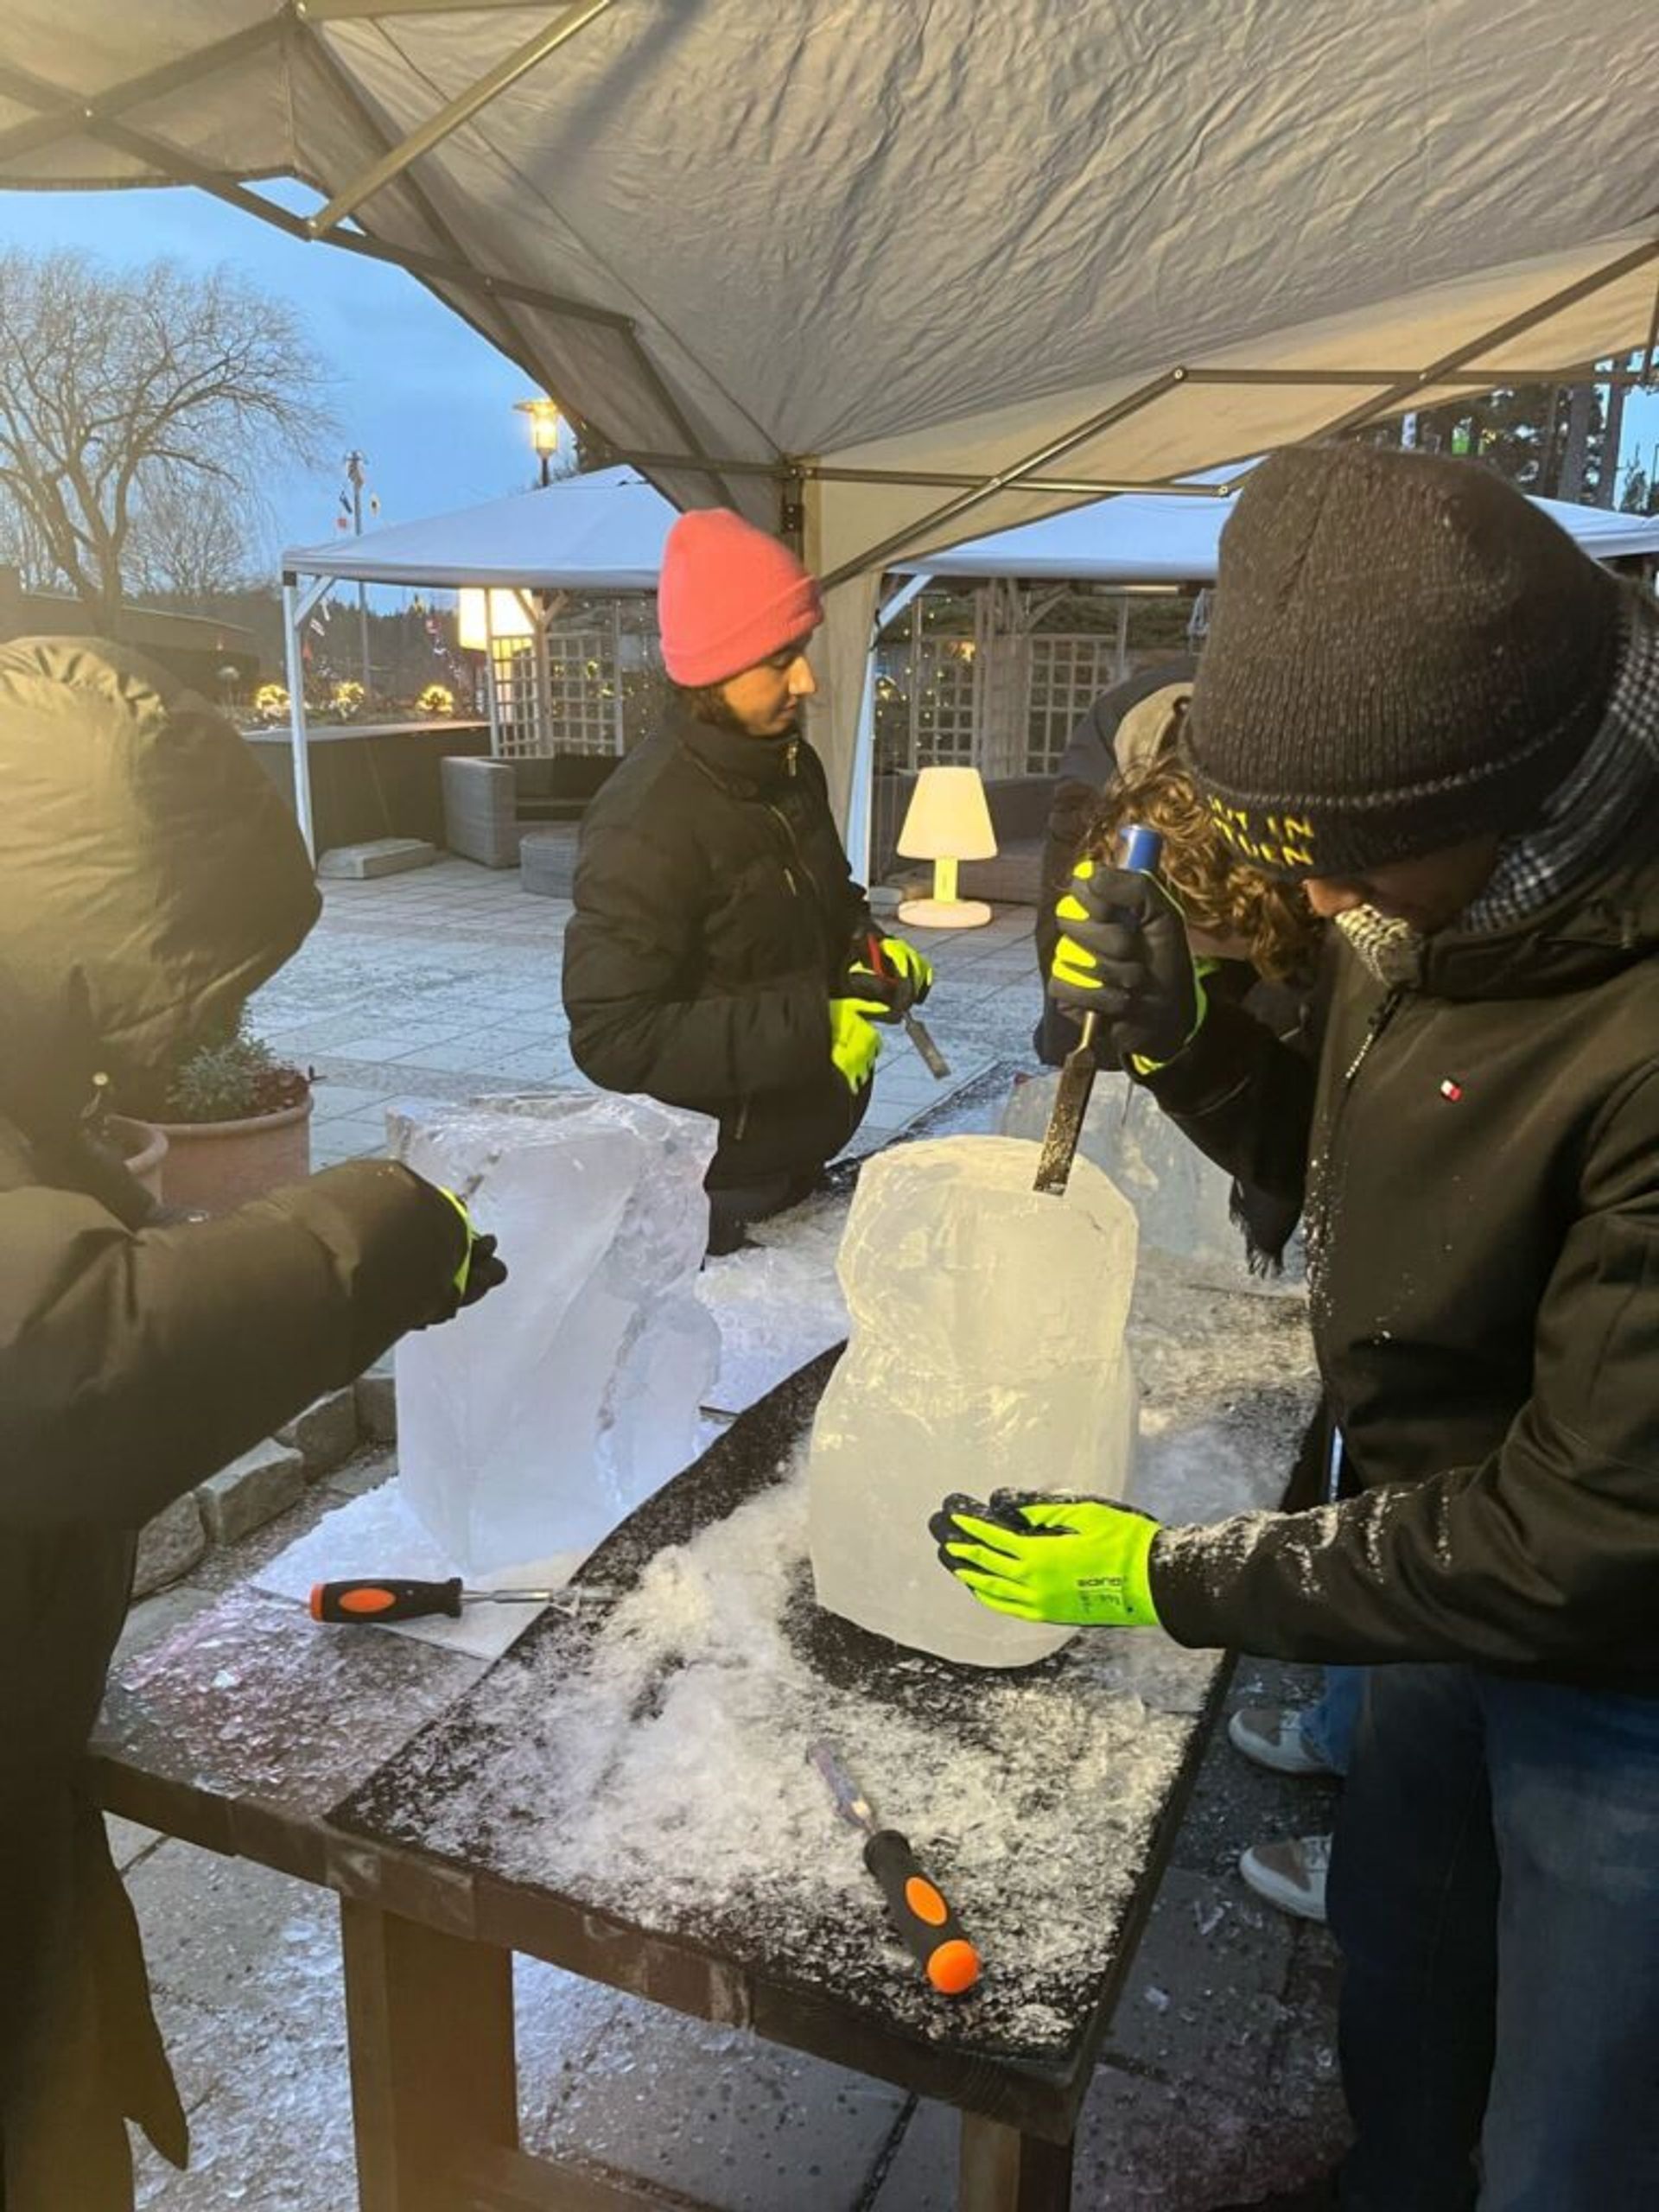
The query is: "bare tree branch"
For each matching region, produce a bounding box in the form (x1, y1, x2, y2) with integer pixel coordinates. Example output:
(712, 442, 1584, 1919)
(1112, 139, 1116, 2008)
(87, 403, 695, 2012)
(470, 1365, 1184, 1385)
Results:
(0, 247, 336, 621)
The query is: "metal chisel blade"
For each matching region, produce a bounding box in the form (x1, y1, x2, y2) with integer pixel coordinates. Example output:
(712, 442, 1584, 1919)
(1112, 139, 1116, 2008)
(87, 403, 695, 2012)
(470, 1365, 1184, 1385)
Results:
(904, 1011, 950, 1080)
(809, 1738, 878, 1835)
(1033, 1014, 1097, 1195)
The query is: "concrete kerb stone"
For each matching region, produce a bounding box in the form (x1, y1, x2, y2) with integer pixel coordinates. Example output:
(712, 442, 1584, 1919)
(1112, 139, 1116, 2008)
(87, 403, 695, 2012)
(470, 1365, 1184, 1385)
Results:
(276, 1386, 360, 1481)
(354, 1363, 397, 1443)
(133, 1491, 207, 1599)
(196, 1440, 305, 1546)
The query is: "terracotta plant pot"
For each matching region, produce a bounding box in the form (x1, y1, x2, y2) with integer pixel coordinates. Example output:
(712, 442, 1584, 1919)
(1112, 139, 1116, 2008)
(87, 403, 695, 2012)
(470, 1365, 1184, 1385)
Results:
(152, 1096, 314, 1214)
(106, 1114, 169, 1201)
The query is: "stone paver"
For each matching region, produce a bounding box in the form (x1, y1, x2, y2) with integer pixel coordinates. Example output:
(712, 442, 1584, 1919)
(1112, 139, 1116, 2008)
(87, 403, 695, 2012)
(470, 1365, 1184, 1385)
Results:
(120, 859, 1343, 2210)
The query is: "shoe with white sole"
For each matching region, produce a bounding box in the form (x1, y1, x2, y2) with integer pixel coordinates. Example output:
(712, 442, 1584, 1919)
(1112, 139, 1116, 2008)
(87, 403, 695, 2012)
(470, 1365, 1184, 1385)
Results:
(1228, 1704, 1339, 1777)
(1239, 1833, 1332, 1923)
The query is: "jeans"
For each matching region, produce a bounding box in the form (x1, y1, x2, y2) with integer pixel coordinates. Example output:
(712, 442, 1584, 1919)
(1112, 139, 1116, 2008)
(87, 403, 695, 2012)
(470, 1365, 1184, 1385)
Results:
(1326, 1664, 1659, 2211)
(1299, 1663, 1365, 1776)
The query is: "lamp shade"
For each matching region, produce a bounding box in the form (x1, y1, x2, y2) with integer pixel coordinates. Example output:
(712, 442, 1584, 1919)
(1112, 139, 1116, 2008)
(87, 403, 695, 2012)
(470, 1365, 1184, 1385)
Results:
(457, 588, 536, 651)
(896, 766, 998, 861)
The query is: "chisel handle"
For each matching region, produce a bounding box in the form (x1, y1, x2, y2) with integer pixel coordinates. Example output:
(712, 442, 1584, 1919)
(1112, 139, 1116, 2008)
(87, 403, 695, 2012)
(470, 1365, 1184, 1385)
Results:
(862, 1829, 982, 1996)
(309, 1576, 465, 1624)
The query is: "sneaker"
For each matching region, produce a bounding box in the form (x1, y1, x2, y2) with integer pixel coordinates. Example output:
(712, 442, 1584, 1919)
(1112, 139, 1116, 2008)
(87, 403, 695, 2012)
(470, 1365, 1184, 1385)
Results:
(1239, 1833, 1332, 1923)
(1228, 1704, 1338, 1777)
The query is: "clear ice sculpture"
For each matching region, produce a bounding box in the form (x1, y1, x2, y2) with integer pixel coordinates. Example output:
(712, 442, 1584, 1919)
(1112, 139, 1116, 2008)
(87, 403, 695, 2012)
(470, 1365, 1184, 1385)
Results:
(388, 1092, 720, 1574)
(807, 1135, 1139, 1669)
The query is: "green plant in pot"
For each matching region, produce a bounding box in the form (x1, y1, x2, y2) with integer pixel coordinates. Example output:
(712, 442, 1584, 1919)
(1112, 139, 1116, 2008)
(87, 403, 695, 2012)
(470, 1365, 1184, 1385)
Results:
(154, 1014, 315, 1213)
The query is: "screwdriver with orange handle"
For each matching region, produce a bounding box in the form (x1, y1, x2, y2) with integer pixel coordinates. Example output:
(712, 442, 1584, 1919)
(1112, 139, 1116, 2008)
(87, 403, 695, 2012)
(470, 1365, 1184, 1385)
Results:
(309, 1576, 607, 1624)
(809, 1738, 981, 1997)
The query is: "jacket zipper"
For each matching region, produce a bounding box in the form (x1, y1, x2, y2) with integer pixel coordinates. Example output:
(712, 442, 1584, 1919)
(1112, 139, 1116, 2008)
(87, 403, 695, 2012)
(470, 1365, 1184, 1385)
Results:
(766, 798, 823, 909)
(1342, 986, 1404, 1089)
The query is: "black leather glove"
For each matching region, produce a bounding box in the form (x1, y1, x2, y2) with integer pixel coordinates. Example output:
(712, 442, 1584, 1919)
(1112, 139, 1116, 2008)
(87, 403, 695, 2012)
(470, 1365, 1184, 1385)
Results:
(1048, 860, 1205, 1068)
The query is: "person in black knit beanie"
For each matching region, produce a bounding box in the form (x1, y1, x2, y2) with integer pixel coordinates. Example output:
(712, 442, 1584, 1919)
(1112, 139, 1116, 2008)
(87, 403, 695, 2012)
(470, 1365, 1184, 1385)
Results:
(937, 443, 1659, 2211)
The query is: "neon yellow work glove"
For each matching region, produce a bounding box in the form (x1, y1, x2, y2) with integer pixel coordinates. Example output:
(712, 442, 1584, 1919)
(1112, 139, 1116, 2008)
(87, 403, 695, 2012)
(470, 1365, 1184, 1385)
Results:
(928, 1489, 1162, 1628)
(434, 1185, 508, 1309)
(828, 995, 885, 1092)
(1051, 856, 1206, 1071)
(875, 936, 933, 1002)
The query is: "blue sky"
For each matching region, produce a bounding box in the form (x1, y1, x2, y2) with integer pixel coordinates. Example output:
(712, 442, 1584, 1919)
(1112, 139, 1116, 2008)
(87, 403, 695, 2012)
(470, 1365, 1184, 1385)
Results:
(3, 175, 1656, 578)
(0, 177, 547, 570)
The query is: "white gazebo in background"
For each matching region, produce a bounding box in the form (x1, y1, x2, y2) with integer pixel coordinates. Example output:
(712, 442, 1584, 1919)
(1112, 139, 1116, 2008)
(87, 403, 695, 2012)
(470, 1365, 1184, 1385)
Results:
(278, 466, 1659, 867)
(3, 1, 1659, 853)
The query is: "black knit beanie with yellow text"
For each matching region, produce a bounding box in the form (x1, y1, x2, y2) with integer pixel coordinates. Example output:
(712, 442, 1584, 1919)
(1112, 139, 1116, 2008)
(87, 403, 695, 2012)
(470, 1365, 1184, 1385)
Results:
(1185, 443, 1624, 878)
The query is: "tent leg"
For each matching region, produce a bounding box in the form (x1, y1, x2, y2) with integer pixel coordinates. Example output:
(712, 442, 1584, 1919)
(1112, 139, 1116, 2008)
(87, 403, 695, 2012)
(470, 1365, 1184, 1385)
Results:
(847, 573, 930, 887)
(282, 578, 317, 864)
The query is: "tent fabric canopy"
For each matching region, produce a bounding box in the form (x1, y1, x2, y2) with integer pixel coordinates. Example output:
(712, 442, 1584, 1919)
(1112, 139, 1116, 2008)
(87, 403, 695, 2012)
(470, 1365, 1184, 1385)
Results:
(5, 1, 1659, 817)
(282, 467, 1659, 594)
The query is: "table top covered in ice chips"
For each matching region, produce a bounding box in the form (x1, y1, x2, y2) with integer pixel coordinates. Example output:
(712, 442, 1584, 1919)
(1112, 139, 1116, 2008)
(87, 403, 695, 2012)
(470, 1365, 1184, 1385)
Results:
(334, 1251, 1319, 2075)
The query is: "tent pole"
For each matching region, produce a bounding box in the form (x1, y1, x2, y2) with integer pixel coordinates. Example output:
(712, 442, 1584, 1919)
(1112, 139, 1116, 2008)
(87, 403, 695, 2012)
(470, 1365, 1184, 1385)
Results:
(821, 369, 1187, 590)
(282, 576, 318, 864)
(1305, 232, 1659, 442)
(308, 0, 620, 236)
(847, 573, 929, 887)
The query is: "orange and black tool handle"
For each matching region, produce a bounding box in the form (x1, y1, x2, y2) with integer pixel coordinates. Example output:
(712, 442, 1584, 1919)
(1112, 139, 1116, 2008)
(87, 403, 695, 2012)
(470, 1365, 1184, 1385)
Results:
(309, 1576, 465, 1624)
(862, 1828, 982, 1996)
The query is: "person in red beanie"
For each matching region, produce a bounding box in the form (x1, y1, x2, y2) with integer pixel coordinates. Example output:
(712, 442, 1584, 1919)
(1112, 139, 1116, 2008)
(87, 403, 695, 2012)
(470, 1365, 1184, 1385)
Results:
(563, 508, 932, 1252)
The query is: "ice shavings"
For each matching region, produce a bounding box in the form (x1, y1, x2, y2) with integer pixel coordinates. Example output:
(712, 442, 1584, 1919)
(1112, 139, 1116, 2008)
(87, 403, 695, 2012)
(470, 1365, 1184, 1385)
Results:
(696, 1188, 849, 1416)
(350, 1450, 1233, 2058)
(388, 1091, 720, 1573)
(103, 1587, 483, 1815)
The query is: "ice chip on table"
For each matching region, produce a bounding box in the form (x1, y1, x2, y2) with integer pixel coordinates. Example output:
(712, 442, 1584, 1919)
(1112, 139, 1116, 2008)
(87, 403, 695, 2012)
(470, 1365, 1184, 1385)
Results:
(807, 1135, 1139, 1669)
(388, 1092, 720, 1574)
(1001, 1069, 1300, 1292)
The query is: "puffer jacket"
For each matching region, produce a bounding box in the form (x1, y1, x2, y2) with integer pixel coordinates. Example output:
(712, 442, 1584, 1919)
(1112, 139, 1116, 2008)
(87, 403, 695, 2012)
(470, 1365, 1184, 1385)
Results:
(563, 707, 870, 1188)
(0, 640, 470, 2209)
(1142, 782, 1659, 1690)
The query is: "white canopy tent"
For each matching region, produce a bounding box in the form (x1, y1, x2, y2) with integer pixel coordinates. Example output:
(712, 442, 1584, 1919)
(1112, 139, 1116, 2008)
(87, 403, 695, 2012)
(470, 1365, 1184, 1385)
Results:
(280, 466, 1659, 860)
(5, 1, 1659, 826)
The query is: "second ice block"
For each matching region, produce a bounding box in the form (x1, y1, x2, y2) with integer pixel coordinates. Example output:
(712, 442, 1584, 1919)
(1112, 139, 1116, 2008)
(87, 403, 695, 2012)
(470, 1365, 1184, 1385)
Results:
(807, 1135, 1139, 1668)
(389, 1092, 720, 1573)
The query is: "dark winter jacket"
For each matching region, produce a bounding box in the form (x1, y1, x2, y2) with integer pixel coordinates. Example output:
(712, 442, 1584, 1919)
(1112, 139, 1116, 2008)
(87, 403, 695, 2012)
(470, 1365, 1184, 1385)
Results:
(1143, 788, 1659, 1688)
(563, 709, 870, 1189)
(0, 641, 470, 2209)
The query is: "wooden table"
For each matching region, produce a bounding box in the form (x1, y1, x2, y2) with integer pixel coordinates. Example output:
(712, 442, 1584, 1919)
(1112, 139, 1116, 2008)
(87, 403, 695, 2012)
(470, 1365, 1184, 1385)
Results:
(94, 1265, 1316, 2212)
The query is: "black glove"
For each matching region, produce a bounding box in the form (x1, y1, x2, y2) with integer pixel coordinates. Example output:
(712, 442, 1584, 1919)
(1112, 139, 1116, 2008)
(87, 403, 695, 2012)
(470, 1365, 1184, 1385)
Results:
(843, 931, 929, 1025)
(1049, 861, 1205, 1069)
(429, 1185, 509, 1319)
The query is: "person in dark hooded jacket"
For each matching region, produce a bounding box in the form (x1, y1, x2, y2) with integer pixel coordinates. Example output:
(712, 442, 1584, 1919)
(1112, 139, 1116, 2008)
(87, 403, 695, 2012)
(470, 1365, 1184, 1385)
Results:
(563, 509, 932, 1250)
(937, 447, 1659, 2211)
(0, 639, 505, 2211)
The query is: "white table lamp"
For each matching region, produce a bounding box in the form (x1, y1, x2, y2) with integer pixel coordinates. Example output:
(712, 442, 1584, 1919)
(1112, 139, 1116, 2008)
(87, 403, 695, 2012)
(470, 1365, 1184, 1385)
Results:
(895, 765, 997, 929)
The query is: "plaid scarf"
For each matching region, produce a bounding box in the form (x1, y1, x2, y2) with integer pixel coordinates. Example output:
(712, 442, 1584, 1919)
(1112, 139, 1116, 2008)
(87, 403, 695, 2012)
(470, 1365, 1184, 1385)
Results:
(1462, 591, 1659, 934)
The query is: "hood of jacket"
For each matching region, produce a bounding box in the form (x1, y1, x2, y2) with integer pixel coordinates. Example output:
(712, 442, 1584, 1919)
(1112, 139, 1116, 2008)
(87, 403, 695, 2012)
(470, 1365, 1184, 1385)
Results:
(0, 637, 320, 1133)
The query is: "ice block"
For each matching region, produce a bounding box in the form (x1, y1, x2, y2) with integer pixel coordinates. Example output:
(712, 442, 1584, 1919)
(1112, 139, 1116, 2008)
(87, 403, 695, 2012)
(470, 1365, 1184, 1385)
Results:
(807, 1135, 1139, 1668)
(388, 1092, 720, 1573)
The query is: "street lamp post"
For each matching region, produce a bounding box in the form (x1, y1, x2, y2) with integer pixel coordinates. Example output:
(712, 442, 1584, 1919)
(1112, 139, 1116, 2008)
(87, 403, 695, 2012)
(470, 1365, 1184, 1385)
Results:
(516, 397, 563, 486)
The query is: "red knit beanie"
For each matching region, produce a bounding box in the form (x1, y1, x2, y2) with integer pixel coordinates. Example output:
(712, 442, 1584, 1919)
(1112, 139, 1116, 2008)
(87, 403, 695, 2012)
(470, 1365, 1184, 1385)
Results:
(658, 508, 823, 686)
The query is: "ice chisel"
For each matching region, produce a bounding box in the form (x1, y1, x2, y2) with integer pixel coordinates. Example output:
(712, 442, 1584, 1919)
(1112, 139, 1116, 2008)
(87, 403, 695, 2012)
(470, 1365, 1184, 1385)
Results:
(808, 1739, 981, 1996)
(865, 932, 950, 1080)
(1033, 823, 1163, 1197)
(309, 1577, 607, 1624)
